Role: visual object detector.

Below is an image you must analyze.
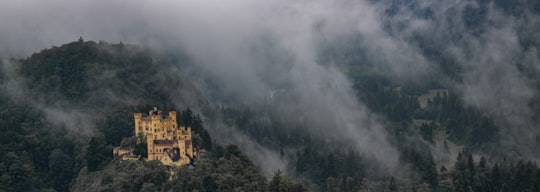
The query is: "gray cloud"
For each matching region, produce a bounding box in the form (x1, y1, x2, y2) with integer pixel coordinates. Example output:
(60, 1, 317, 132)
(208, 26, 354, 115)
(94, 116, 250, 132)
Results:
(209, 121, 288, 177)
(1, 0, 539, 176)
(0, 58, 96, 138)
(377, 0, 540, 157)
(0, 0, 404, 173)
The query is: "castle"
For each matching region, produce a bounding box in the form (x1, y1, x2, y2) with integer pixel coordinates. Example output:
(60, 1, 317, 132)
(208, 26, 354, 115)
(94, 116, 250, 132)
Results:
(114, 107, 195, 166)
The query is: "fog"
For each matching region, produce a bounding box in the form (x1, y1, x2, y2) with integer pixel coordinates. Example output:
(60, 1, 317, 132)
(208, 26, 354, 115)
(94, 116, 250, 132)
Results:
(1, 0, 539, 176)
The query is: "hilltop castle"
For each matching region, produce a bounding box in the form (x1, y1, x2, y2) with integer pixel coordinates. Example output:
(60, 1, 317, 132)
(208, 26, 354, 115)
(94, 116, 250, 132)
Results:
(114, 107, 195, 166)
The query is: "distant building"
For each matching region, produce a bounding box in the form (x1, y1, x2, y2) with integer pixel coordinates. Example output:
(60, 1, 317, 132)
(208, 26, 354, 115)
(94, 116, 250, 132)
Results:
(113, 147, 132, 156)
(115, 107, 194, 166)
(113, 146, 142, 161)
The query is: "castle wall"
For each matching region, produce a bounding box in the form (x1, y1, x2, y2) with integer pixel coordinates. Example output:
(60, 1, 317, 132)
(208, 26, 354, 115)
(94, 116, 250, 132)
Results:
(113, 147, 131, 156)
(134, 109, 192, 166)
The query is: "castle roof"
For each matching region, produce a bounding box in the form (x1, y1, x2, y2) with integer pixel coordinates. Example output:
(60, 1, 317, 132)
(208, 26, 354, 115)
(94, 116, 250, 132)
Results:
(153, 140, 175, 145)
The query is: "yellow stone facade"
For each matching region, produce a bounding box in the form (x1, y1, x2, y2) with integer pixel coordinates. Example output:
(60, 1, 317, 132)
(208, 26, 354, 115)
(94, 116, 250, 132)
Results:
(133, 108, 194, 166)
(113, 147, 131, 156)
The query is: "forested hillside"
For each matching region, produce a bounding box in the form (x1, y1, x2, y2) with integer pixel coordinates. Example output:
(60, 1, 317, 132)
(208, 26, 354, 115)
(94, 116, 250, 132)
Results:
(0, 40, 306, 191)
(1, 0, 540, 191)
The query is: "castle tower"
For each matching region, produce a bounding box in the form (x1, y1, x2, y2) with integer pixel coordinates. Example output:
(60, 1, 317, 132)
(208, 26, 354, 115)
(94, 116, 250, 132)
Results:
(169, 111, 177, 123)
(147, 132, 155, 160)
(134, 113, 143, 135)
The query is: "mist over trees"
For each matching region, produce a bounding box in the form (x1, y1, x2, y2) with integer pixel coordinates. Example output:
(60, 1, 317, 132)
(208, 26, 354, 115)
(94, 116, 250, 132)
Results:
(0, 0, 540, 191)
(0, 41, 309, 191)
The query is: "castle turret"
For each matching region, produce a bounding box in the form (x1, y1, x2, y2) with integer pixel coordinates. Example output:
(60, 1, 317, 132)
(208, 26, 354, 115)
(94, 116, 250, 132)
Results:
(169, 111, 177, 121)
(134, 113, 143, 135)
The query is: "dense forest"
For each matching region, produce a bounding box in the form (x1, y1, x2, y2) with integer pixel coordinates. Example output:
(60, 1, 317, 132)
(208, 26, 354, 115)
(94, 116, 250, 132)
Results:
(1, 0, 540, 191)
(0, 40, 307, 191)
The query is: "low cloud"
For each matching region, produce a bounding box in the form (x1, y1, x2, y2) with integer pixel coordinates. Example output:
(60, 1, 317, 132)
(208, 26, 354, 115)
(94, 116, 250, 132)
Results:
(1, 0, 539, 175)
